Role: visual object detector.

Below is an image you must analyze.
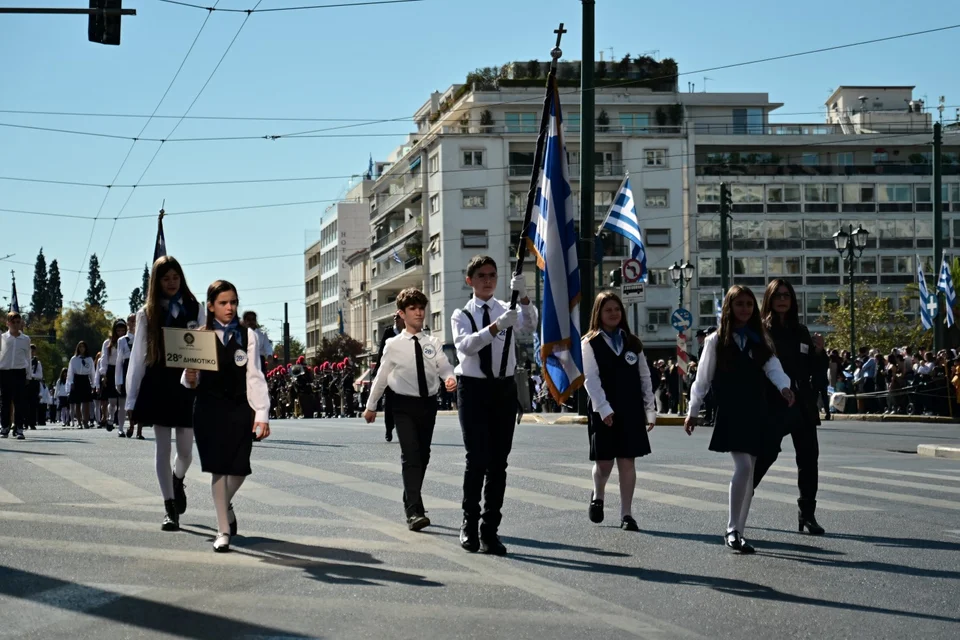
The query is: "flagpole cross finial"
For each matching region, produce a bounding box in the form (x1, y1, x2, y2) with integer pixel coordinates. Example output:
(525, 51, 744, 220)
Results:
(552, 23, 566, 60)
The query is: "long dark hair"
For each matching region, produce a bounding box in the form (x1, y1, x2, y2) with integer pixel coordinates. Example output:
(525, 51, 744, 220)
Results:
(74, 341, 88, 357)
(717, 285, 774, 369)
(760, 278, 801, 330)
(204, 280, 239, 330)
(108, 319, 127, 349)
(59, 368, 67, 384)
(583, 291, 643, 354)
(144, 256, 197, 365)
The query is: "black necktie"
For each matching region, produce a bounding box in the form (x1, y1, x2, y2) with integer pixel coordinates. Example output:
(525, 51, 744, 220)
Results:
(478, 304, 494, 379)
(414, 336, 429, 398)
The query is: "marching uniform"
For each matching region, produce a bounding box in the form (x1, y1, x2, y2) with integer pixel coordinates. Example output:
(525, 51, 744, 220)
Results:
(99, 339, 122, 400)
(67, 355, 95, 406)
(27, 356, 43, 429)
(0, 329, 33, 438)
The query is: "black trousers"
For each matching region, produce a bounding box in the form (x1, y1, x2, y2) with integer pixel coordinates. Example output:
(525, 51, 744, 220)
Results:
(26, 380, 40, 428)
(457, 376, 517, 534)
(383, 387, 395, 435)
(0, 369, 27, 432)
(392, 394, 438, 517)
(754, 423, 820, 502)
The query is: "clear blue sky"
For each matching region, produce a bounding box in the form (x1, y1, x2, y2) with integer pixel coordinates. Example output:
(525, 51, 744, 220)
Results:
(1, 0, 957, 340)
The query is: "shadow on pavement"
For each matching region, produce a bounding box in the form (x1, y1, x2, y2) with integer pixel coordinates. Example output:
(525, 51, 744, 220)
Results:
(753, 528, 960, 552)
(503, 535, 631, 558)
(0, 449, 62, 456)
(640, 529, 843, 555)
(257, 439, 346, 448)
(762, 551, 960, 581)
(507, 553, 960, 624)
(0, 565, 318, 639)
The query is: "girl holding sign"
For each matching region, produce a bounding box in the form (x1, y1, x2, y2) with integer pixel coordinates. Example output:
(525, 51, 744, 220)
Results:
(183, 280, 271, 553)
(581, 291, 656, 532)
(126, 256, 204, 532)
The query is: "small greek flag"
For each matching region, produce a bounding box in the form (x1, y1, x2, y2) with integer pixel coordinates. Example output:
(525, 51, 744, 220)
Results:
(390, 248, 402, 264)
(917, 256, 936, 330)
(937, 256, 956, 327)
(597, 175, 646, 281)
(10, 277, 19, 314)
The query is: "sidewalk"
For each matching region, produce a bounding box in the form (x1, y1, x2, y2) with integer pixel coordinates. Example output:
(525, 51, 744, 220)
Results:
(437, 411, 958, 426)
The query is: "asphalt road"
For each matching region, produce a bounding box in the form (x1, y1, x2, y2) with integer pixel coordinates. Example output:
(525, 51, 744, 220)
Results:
(0, 416, 958, 640)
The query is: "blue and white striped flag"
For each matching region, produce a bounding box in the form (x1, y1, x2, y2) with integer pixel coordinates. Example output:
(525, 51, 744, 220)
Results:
(390, 247, 402, 264)
(917, 256, 936, 330)
(714, 292, 722, 323)
(597, 176, 646, 281)
(10, 277, 19, 314)
(937, 256, 956, 327)
(525, 79, 584, 404)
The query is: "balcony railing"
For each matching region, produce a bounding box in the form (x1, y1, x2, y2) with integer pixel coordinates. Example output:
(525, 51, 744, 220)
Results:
(695, 122, 933, 135)
(696, 163, 960, 177)
(439, 124, 682, 136)
(370, 258, 422, 287)
(510, 163, 625, 179)
(371, 303, 397, 323)
(374, 174, 423, 219)
(372, 217, 423, 251)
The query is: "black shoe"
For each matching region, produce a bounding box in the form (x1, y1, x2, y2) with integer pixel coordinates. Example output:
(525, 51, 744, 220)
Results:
(228, 502, 237, 536)
(213, 533, 231, 553)
(724, 530, 755, 554)
(798, 500, 825, 535)
(15, 432, 25, 440)
(172, 474, 187, 515)
(479, 533, 507, 556)
(588, 492, 604, 524)
(620, 515, 640, 532)
(385, 431, 393, 443)
(161, 499, 179, 532)
(406, 514, 431, 531)
(105, 423, 114, 432)
(459, 520, 480, 552)
(118, 430, 126, 438)
(0, 431, 7, 439)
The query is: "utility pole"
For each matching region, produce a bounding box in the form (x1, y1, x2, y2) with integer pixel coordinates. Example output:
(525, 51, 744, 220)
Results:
(719, 182, 732, 294)
(578, 0, 596, 415)
(933, 122, 944, 350)
(283, 303, 291, 366)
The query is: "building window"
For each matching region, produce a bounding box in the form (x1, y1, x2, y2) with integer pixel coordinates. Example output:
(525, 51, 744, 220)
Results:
(805, 294, 839, 324)
(917, 185, 932, 202)
(565, 112, 581, 134)
(733, 257, 765, 285)
(801, 152, 819, 166)
(880, 255, 914, 284)
(842, 184, 875, 203)
(768, 256, 803, 285)
(697, 184, 719, 204)
(462, 190, 486, 209)
(766, 220, 803, 249)
(431, 312, 441, 333)
(428, 154, 440, 174)
(645, 149, 667, 167)
(732, 107, 763, 134)
(647, 308, 670, 326)
(872, 151, 889, 164)
(697, 220, 722, 250)
(646, 268, 669, 286)
(429, 194, 440, 214)
(428, 233, 441, 257)
(645, 228, 670, 247)
(644, 189, 668, 208)
(766, 184, 801, 203)
(732, 220, 764, 250)
(875, 220, 915, 249)
(461, 150, 484, 167)
(879, 184, 912, 203)
(835, 152, 854, 166)
(806, 256, 841, 285)
(619, 113, 650, 134)
(431, 273, 442, 293)
(461, 230, 488, 249)
(505, 112, 537, 133)
(698, 258, 724, 287)
(804, 184, 839, 203)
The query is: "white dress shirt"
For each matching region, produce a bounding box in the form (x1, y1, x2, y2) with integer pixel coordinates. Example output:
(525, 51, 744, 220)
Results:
(67, 355, 95, 392)
(0, 331, 33, 378)
(99, 339, 119, 376)
(253, 328, 273, 359)
(40, 384, 51, 403)
(451, 297, 538, 378)
(30, 357, 43, 382)
(180, 328, 271, 424)
(115, 334, 132, 388)
(55, 381, 68, 399)
(688, 332, 791, 417)
(581, 331, 657, 425)
(126, 305, 206, 411)
(366, 329, 455, 411)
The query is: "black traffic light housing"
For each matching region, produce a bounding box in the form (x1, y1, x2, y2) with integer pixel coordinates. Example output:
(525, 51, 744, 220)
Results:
(719, 182, 733, 214)
(88, 0, 122, 46)
(609, 269, 622, 287)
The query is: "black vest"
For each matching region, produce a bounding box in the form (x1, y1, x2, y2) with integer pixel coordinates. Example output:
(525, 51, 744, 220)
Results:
(197, 329, 249, 402)
(588, 334, 643, 426)
(31, 357, 39, 375)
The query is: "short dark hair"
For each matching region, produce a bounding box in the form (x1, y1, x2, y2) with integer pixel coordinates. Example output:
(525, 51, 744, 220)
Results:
(466, 255, 497, 278)
(6, 312, 21, 322)
(396, 287, 428, 310)
(30, 344, 36, 350)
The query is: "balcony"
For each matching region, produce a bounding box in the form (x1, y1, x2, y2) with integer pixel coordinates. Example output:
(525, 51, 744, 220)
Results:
(510, 163, 625, 180)
(373, 173, 423, 220)
(372, 217, 423, 252)
(696, 163, 960, 178)
(370, 258, 423, 288)
(371, 302, 397, 323)
(440, 124, 682, 136)
(694, 122, 933, 135)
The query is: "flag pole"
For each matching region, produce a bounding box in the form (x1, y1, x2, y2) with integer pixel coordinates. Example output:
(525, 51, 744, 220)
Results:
(499, 24, 566, 378)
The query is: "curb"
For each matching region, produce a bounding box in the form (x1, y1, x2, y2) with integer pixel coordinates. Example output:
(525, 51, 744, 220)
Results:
(828, 414, 958, 424)
(917, 444, 960, 459)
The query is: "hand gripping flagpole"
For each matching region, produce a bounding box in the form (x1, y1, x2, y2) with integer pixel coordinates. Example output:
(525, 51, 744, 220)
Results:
(499, 24, 566, 378)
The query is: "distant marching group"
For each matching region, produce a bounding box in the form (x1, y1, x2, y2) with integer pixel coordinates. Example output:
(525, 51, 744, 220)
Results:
(264, 357, 364, 420)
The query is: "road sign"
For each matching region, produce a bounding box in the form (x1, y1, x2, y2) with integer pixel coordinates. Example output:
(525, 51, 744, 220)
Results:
(621, 282, 646, 303)
(622, 258, 643, 283)
(671, 308, 693, 332)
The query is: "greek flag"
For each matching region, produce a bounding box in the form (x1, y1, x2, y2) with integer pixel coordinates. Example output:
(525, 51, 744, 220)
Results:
(154, 214, 167, 263)
(337, 308, 345, 335)
(917, 256, 936, 330)
(597, 176, 646, 280)
(937, 256, 956, 327)
(10, 277, 19, 314)
(390, 248, 402, 264)
(714, 292, 722, 323)
(525, 79, 584, 404)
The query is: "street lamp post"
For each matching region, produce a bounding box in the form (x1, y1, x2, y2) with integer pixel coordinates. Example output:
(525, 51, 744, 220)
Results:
(669, 261, 695, 309)
(833, 224, 871, 357)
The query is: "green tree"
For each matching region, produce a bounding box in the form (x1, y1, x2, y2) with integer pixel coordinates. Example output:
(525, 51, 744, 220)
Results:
(55, 304, 114, 361)
(273, 336, 306, 361)
(615, 53, 632, 79)
(525, 59, 541, 79)
(47, 259, 63, 313)
(820, 283, 928, 354)
(86, 254, 107, 308)
(128, 288, 144, 314)
(31, 248, 49, 318)
(141, 264, 150, 298)
(25, 314, 68, 385)
(313, 334, 364, 364)
(596, 59, 607, 79)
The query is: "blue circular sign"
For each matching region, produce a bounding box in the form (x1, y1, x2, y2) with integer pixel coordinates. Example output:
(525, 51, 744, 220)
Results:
(670, 308, 693, 332)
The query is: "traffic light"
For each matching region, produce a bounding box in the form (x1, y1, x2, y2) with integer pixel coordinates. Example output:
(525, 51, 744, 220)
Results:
(719, 182, 733, 215)
(88, 0, 122, 46)
(609, 269, 622, 287)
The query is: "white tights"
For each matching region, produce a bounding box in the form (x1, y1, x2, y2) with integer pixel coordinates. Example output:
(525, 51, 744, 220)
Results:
(154, 426, 193, 500)
(211, 474, 245, 534)
(727, 452, 757, 535)
(591, 458, 638, 518)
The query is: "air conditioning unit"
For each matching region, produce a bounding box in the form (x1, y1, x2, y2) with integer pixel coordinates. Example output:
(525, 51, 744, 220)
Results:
(645, 323, 659, 333)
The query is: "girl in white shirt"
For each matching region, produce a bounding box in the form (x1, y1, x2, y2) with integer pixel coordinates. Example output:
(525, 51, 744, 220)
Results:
(55, 369, 69, 425)
(67, 342, 96, 428)
(685, 285, 795, 554)
(99, 319, 127, 431)
(581, 291, 656, 532)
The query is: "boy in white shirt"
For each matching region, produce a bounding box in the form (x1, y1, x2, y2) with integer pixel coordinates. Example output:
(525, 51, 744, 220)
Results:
(0, 312, 33, 439)
(365, 288, 456, 531)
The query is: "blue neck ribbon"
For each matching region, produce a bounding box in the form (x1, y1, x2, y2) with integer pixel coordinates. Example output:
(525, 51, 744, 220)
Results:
(603, 328, 623, 353)
(214, 318, 243, 345)
(734, 326, 762, 347)
(164, 291, 184, 326)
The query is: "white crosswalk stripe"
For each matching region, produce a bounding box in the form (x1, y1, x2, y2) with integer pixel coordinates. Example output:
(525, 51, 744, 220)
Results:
(24, 456, 154, 504)
(843, 466, 960, 483)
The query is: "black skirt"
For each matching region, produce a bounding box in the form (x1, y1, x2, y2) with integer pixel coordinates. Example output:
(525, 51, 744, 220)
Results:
(69, 376, 93, 403)
(588, 413, 651, 460)
(101, 365, 120, 399)
(133, 365, 194, 428)
(192, 394, 255, 476)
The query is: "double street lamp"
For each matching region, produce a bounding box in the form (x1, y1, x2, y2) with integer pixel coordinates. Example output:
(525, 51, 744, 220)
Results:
(669, 261, 695, 309)
(833, 224, 871, 356)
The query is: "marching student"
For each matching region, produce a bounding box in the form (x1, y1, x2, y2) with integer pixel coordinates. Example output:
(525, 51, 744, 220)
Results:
(376, 311, 403, 442)
(116, 313, 139, 438)
(99, 320, 127, 432)
(0, 312, 34, 439)
(581, 291, 656, 532)
(364, 287, 456, 531)
(93, 351, 105, 427)
(67, 341, 95, 429)
(55, 368, 70, 424)
(183, 280, 270, 553)
(127, 256, 204, 532)
(26, 344, 43, 430)
(685, 285, 795, 554)
(241, 311, 273, 373)
(451, 255, 536, 555)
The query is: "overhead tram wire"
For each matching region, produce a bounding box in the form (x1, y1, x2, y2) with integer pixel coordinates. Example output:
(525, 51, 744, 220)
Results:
(68, 1, 223, 300)
(98, 0, 264, 267)
(154, 0, 425, 13)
